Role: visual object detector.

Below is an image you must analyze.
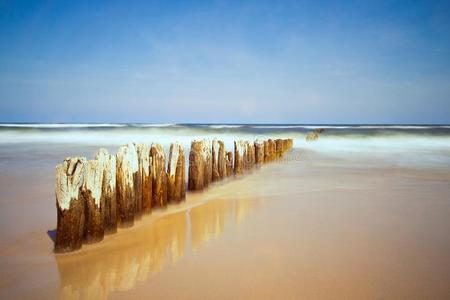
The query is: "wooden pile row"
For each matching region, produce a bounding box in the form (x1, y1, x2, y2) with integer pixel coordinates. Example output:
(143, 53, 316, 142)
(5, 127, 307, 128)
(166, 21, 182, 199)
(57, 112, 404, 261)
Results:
(55, 138, 293, 253)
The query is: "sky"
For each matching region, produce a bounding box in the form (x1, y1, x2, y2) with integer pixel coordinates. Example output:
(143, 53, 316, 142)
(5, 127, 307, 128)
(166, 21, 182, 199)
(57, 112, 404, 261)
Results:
(0, 0, 449, 124)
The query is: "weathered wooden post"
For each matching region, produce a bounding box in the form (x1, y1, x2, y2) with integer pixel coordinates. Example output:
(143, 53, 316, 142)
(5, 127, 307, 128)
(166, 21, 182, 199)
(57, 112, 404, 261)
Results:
(82, 159, 104, 244)
(243, 141, 254, 170)
(275, 139, 284, 159)
(226, 151, 233, 177)
(263, 140, 270, 163)
(254, 140, 264, 165)
(188, 140, 205, 191)
(212, 139, 226, 181)
(168, 142, 186, 203)
(96, 149, 117, 234)
(269, 139, 277, 161)
(136, 144, 152, 214)
(55, 157, 86, 253)
(203, 140, 213, 187)
(116, 143, 138, 227)
(151, 143, 168, 208)
(234, 140, 246, 175)
(249, 141, 255, 168)
(287, 138, 293, 149)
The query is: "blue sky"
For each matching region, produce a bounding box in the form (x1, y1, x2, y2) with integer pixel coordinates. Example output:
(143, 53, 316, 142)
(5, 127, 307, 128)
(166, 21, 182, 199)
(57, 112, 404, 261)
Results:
(0, 0, 449, 123)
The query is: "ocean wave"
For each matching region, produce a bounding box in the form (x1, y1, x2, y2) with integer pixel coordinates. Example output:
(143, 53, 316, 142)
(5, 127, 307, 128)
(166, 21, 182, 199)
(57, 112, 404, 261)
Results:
(251, 125, 450, 129)
(207, 125, 244, 129)
(131, 123, 177, 128)
(0, 123, 127, 128)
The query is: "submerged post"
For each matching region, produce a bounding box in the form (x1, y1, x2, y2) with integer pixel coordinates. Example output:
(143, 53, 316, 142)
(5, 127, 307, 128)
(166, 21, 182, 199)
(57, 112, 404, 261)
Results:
(55, 157, 86, 253)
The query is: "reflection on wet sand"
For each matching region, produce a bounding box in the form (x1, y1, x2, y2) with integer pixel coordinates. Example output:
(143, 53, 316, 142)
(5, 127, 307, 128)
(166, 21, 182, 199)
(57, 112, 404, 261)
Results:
(56, 195, 259, 299)
(56, 211, 186, 299)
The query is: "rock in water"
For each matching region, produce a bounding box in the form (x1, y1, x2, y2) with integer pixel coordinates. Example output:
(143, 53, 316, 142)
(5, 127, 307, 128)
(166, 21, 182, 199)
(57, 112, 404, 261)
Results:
(234, 140, 246, 175)
(168, 142, 186, 203)
(82, 159, 104, 244)
(95, 149, 117, 234)
(212, 139, 226, 181)
(116, 143, 138, 227)
(226, 151, 233, 177)
(188, 140, 206, 190)
(136, 144, 152, 214)
(151, 143, 168, 207)
(55, 157, 86, 253)
(254, 140, 264, 165)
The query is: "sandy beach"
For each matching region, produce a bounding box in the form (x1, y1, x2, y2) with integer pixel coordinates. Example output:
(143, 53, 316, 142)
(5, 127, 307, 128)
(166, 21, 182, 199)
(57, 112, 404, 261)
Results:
(1, 126, 449, 299)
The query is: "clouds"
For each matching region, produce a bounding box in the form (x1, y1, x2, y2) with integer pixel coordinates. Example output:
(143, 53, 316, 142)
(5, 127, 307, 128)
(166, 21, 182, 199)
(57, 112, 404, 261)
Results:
(0, 0, 449, 123)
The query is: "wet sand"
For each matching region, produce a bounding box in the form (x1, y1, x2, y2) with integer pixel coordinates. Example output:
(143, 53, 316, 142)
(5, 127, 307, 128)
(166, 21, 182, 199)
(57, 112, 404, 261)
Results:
(1, 148, 450, 299)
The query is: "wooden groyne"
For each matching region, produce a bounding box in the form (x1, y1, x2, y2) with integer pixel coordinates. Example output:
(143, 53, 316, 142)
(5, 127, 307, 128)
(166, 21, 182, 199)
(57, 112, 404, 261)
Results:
(54, 138, 293, 253)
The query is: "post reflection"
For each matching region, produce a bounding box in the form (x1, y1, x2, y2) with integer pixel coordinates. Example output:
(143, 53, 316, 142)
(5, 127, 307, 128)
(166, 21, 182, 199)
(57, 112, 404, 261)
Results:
(56, 196, 259, 299)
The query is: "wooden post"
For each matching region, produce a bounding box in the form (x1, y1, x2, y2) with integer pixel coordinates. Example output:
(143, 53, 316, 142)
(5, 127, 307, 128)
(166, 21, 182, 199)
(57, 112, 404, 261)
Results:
(264, 139, 276, 162)
(234, 140, 246, 175)
(203, 140, 213, 187)
(188, 140, 205, 191)
(243, 141, 253, 170)
(226, 151, 233, 177)
(263, 140, 269, 163)
(168, 142, 186, 203)
(212, 139, 226, 181)
(95, 149, 117, 234)
(82, 159, 104, 244)
(287, 138, 293, 149)
(55, 157, 86, 253)
(249, 141, 255, 168)
(151, 143, 168, 207)
(269, 139, 277, 161)
(116, 143, 138, 227)
(254, 140, 264, 165)
(136, 144, 152, 214)
(275, 139, 284, 159)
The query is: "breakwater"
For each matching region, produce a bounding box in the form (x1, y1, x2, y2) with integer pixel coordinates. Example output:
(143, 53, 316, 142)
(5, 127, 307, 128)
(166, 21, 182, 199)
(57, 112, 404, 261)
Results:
(55, 138, 293, 253)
